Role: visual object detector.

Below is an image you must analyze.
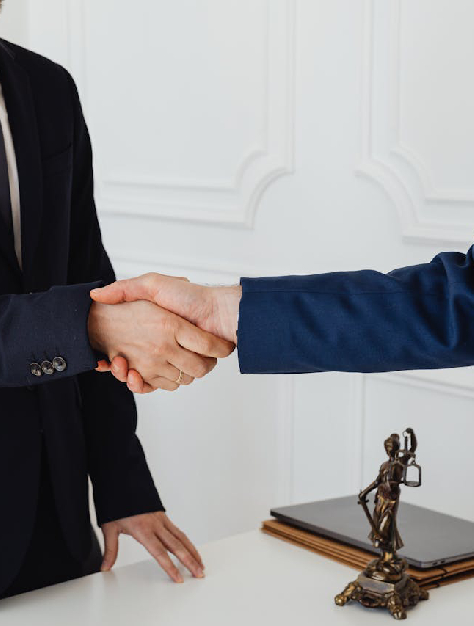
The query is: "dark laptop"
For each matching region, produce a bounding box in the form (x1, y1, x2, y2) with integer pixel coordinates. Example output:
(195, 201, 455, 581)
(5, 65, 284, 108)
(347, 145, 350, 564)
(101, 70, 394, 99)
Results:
(271, 495, 474, 569)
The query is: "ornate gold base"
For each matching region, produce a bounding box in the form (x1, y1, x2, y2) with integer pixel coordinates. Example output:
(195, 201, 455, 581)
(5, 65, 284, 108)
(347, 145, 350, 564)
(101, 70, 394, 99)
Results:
(335, 558, 429, 620)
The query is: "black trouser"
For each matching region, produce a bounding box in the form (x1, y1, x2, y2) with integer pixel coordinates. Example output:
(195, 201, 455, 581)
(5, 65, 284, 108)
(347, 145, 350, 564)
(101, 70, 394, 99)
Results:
(0, 442, 102, 599)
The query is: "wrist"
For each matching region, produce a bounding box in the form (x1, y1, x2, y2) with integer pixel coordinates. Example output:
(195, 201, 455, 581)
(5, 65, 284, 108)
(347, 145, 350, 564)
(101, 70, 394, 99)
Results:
(87, 301, 110, 355)
(209, 285, 241, 343)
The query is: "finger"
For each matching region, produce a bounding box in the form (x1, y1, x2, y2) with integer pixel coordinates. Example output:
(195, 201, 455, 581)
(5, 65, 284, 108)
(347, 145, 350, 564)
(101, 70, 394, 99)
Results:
(117, 358, 195, 393)
(176, 321, 234, 359)
(90, 274, 160, 305)
(127, 369, 145, 393)
(110, 355, 129, 383)
(157, 527, 204, 579)
(134, 532, 183, 583)
(126, 371, 185, 394)
(145, 360, 195, 386)
(90, 279, 134, 304)
(164, 518, 204, 570)
(95, 359, 111, 372)
(169, 346, 217, 380)
(101, 526, 119, 572)
(164, 363, 195, 386)
(145, 376, 180, 392)
(126, 370, 160, 394)
(129, 359, 194, 388)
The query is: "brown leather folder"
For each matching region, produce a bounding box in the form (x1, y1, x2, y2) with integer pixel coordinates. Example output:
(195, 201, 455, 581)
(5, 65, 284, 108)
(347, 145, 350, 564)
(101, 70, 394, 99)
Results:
(261, 519, 474, 590)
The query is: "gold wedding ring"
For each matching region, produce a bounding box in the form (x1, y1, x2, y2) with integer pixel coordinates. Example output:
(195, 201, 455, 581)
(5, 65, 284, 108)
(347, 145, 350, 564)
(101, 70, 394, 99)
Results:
(175, 370, 184, 385)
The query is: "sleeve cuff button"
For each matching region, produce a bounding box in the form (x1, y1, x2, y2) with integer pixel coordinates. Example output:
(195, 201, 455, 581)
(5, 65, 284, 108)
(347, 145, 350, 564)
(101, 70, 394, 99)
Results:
(52, 356, 67, 372)
(30, 363, 42, 377)
(41, 360, 54, 375)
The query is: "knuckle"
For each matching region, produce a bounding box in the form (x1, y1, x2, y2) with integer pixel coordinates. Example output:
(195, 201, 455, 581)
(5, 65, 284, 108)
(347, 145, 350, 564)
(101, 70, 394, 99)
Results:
(175, 549, 187, 561)
(201, 336, 213, 354)
(157, 379, 178, 392)
(155, 548, 168, 560)
(194, 362, 209, 379)
(145, 272, 159, 283)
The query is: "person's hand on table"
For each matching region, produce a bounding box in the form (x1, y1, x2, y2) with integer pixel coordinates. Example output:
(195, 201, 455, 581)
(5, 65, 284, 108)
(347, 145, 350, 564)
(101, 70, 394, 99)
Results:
(88, 294, 234, 393)
(101, 511, 204, 583)
(91, 275, 241, 393)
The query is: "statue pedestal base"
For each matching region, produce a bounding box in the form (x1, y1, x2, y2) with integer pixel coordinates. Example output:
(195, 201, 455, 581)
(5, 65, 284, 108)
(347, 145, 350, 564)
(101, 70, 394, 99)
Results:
(335, 559, 429, 620)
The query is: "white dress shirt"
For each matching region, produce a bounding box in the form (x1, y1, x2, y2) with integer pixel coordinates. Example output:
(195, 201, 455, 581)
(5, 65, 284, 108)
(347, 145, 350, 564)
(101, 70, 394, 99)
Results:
(0, 83, 22, 268)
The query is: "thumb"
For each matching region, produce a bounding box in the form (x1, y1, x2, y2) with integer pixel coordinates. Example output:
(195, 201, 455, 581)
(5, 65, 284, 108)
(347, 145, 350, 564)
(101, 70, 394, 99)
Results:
(95, 359, 112, 372)
(90, 273, 162, 305)
(90, 279, 131, 305)
(177, 321, 235, 359)
(101, 525, 119, 572)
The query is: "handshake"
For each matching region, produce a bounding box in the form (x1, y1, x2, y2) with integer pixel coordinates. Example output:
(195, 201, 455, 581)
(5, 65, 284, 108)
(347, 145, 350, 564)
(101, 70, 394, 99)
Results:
(88, 274, 242, 393)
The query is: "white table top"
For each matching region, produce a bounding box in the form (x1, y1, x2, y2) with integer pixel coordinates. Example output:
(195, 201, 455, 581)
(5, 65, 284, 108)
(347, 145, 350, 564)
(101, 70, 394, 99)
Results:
(1, 531, 471, 625)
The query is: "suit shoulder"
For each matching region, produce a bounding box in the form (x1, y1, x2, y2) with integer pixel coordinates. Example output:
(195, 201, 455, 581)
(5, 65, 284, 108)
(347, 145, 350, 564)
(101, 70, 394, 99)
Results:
(0, 39, 72, 87)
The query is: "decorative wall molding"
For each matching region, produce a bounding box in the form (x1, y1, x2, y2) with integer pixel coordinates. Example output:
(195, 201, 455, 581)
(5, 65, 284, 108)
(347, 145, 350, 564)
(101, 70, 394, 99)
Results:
(392, 143, 474, 206)
(356, 0, 474, 245)
(340, 368, 474, 496)
(376, 370, 474, 400)
(68, 0, 295, 228)
(357, 368, 474, 494)
(109, 247, 285, 281)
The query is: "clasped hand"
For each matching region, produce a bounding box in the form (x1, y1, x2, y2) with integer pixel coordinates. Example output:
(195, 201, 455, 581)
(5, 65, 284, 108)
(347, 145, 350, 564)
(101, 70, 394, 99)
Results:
(88, 274, 241, 393)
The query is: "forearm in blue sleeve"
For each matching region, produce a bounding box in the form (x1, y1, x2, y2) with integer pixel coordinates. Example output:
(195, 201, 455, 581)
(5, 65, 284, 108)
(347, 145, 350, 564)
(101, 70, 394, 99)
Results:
(237, 248, 474, 374)
(0, 281, 100, 387)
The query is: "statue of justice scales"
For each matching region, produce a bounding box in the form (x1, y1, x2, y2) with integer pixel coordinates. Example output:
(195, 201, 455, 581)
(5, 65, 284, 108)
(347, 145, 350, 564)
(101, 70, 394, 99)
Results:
(335, 428, 429, 620)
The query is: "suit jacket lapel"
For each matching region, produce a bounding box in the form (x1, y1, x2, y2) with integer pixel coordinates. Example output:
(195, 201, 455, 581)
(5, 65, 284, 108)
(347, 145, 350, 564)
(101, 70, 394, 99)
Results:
(0, 40, 43, 285)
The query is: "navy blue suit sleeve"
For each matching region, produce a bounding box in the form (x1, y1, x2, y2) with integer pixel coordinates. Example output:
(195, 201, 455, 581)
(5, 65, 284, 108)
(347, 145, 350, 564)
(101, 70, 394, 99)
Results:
(64, 70, 164, 525)
(237, 248, 474, 374)
(0, 281, 99, 387)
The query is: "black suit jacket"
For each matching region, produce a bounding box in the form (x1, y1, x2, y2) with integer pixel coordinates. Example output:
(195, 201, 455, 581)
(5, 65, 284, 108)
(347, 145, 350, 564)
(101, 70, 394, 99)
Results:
(0, 40, 163, 593)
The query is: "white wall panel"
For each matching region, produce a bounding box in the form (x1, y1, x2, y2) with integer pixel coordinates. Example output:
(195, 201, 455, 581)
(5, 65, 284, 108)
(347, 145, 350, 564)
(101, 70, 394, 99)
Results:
(292, 372, 364, 504)
(358, 0, 474, 244)
(362, 375, 474, 522)
(67, 0, 295, 227)
(0, 0, 29, 45)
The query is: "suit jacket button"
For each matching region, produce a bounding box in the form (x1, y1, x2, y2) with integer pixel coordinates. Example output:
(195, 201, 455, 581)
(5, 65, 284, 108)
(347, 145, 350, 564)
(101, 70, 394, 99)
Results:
(52, 356, 67, 372)
(30, 363, 42, 377)
(41, 360, 54, 375)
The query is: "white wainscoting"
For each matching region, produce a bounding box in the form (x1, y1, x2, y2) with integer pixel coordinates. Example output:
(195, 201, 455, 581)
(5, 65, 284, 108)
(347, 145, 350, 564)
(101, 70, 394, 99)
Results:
(3, 0, 474, 568)
(357, 0, 474, 245)
(68, 0, 295, 227)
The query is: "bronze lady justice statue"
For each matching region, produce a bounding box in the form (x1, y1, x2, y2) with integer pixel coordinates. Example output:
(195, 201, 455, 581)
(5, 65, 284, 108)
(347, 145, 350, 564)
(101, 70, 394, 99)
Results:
(335, 428, 429, 620)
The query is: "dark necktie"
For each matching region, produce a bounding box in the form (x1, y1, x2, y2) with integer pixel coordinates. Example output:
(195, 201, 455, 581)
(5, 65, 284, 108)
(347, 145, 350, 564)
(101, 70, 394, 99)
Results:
(0, 120, 13, 238)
